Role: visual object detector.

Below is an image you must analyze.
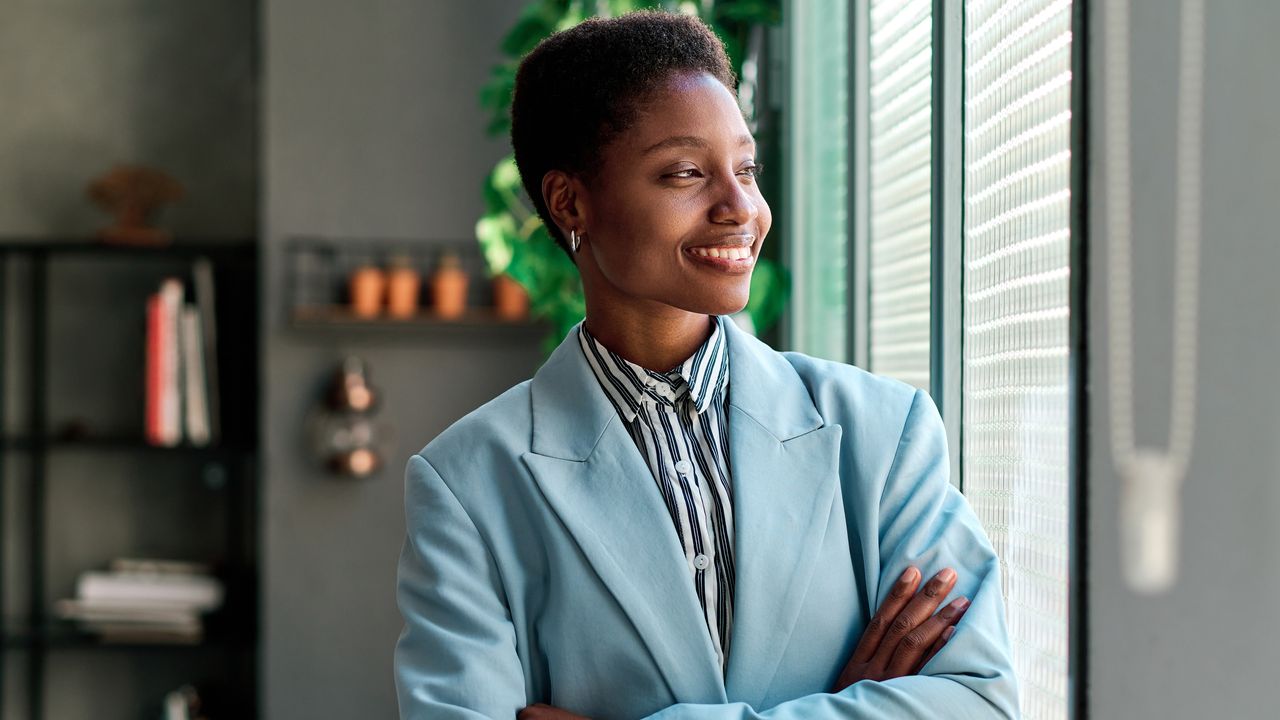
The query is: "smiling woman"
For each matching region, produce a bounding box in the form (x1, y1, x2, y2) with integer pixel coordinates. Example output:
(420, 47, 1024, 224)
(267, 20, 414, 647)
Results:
(394, 10, 1019, 720)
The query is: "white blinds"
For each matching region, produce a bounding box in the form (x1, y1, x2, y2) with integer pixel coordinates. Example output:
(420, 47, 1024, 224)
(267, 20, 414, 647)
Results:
(962, 1, 1073, 718)
(867, 0, 931, 389)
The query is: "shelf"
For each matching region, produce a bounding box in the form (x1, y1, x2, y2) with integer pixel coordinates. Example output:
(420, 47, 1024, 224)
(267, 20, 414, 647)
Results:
(289, 305, 545, 334)
(0, 435, 255, 457)
(2, 621, 252, 651)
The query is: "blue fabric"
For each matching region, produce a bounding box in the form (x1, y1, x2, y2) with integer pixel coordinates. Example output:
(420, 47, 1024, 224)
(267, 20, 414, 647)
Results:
(394, 317, 1020, 719)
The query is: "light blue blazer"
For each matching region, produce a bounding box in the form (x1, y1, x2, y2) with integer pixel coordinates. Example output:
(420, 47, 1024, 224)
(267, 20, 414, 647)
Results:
(395, 317, 1019, 719)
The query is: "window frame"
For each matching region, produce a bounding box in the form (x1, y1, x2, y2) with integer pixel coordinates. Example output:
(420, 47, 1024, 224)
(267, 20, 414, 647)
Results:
(784, 0, 1089, 717)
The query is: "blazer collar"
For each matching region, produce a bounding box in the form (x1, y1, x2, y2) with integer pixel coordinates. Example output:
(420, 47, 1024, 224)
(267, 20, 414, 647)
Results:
(530, 315, 823, 458)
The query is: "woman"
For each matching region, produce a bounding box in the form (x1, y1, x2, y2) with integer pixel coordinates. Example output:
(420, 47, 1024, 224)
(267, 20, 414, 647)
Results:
(395, 11, 1018, 720)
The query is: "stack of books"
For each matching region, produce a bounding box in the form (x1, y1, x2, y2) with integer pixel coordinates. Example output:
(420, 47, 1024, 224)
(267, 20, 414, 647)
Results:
(54, 558, 225, 645)
(145, 258, 221, 447)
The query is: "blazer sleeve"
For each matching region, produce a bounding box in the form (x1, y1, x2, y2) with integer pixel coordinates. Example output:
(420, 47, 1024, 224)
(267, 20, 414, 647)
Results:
(641, 389, 1021, 719)
(394, 453, 527, 719)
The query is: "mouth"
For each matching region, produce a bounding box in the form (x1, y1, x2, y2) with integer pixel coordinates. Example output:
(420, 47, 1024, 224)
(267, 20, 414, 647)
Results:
(684, 237, 757, 273)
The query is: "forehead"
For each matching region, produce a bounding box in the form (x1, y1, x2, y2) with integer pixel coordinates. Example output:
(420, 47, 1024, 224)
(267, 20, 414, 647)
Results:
(622, 71, 751, 150)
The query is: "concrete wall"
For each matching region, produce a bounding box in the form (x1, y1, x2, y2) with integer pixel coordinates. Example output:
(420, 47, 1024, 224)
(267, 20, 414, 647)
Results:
(1086, 1, 1280, 718)
(260, 1, 540, 717)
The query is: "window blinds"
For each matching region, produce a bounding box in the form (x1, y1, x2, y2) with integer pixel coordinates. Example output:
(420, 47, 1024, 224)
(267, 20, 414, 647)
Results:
(962, 1, 1073, 718)
(867, 0, 932, 389)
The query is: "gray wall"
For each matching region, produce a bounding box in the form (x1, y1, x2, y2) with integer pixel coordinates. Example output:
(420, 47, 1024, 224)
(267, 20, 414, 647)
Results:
(1087, 1, 1280, 718)
(0, 0, 257, 238)
(260, 1, 540, 718)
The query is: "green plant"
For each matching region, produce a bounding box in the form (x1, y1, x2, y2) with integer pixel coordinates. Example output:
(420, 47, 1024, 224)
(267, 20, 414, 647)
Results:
(476, 0, 786, 353)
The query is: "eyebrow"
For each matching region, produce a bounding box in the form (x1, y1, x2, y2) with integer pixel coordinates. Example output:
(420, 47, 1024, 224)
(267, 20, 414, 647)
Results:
(642, 134, 756, 155)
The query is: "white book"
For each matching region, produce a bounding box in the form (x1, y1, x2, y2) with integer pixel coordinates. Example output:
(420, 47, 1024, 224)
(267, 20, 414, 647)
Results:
(181, 305, 211, 446)
(192, 258, 221, 443)
(77, 571, 224, 611)
(157, 278, 185, 447)
(55, 598, 200, 625)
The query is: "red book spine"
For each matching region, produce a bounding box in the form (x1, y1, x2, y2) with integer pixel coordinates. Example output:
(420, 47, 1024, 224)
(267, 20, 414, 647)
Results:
(144, 293, 163, 445)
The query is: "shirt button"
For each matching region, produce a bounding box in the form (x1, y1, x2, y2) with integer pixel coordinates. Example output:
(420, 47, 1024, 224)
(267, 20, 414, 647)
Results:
(675, 460, 693, 475)
(693, 554, 711, 570)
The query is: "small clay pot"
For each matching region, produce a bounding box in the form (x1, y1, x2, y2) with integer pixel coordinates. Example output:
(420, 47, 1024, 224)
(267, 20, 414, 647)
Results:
(386, 259, 421, 319)
(492, 273, 529, 320)
(431, 252, 469, 320)
(349, 266, 386, 319)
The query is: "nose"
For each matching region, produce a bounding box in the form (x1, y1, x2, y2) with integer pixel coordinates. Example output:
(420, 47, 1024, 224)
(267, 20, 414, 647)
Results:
(709, 173, 759, 226)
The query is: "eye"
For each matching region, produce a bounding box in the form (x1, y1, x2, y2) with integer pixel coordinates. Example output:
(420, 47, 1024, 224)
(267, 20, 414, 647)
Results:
(738, 162, 764, 179)
(664, 167, 703, 180)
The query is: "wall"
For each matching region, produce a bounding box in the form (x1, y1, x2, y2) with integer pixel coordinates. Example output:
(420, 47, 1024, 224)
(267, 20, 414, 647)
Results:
(260, 1, 540, 718)
(1087, 1, 1280, 718)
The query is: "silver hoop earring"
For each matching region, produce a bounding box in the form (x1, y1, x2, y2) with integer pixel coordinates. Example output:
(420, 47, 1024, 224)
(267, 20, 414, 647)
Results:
(570, 229, 582, 253)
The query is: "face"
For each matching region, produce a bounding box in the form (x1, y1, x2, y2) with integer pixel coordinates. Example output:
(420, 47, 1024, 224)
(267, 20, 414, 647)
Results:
(561, 71, 772, 318)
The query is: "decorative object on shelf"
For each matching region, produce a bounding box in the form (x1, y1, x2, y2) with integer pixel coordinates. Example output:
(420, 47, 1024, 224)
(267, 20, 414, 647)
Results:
(348, 264, 386, 319)
(87, 164, 184, 246)
(307, 356, 392, 478)
(163, 684, 207, 720)
(492, 272, 530, 321)
(386, 254, 422, 318)
(431, 250, 469, 319)
(475, 0, 787, 352)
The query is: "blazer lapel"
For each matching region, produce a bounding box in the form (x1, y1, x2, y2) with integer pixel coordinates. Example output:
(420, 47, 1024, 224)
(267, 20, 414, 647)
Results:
(522, 325, 727, 704)
(721, 319, 844, 707)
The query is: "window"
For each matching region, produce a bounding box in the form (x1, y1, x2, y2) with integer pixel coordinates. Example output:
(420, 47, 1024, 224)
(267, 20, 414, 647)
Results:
(867, 0, 932, 389)
(786, 1, 1077, 717)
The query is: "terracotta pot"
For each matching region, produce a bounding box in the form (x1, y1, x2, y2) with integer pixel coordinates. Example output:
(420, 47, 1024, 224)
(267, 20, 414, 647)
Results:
(431, 253, 469, 320)
(348, 266, 386, 319)
(386, 264, 422, 319)
(492, 273, 530, 320)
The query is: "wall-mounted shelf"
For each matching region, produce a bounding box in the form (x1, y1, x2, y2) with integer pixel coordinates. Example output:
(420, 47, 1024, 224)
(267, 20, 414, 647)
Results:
(289, 304, 543, 333)
(284, 238, 540, 336)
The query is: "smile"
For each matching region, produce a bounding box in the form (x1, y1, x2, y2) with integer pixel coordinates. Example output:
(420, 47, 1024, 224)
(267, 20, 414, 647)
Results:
(684, 245, 756, 274)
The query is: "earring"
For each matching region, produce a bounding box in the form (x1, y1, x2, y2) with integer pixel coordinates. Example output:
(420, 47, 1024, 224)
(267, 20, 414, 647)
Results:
(570, 229, 582, 253)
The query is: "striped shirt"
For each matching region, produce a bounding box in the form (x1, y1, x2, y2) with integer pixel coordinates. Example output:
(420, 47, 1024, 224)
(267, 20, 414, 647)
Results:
(577, 316, 736, 671)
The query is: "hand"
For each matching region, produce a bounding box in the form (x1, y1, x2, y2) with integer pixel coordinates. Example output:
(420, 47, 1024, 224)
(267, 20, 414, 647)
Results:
(518, 704, 591, 720)
(831, 566, 969, 692)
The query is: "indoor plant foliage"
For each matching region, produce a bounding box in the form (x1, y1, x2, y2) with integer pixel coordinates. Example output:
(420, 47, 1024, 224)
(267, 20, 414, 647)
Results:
(476, 0, 786, 353)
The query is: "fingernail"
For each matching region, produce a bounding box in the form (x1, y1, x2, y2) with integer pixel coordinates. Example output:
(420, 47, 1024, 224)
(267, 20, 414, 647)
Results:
(942, 626, 956, 641)
(939, 597, 966, 619)
(901, 566, 920, 584)
(938, 568, 957, 583)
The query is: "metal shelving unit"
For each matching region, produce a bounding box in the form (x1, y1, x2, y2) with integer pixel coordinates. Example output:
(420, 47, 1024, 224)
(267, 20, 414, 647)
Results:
(0, 239, 259, 719)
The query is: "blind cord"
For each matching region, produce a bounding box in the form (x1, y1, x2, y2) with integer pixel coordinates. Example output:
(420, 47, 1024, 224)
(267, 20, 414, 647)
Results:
(1105, 0, 1205, 593)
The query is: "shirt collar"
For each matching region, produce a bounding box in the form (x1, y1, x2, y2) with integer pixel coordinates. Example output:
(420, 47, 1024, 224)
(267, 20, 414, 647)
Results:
(577, 315, 730, 423)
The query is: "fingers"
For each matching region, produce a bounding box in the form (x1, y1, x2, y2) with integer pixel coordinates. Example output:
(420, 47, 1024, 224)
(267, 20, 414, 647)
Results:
(869, 567, 958, 669)
(849, 566, 921, 665)
(885, 595, 969, 677)
(914, 624, 957, 675)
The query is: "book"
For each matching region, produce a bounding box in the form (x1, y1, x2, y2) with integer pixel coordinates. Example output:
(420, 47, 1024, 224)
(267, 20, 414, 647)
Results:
(145, 293, 164, 445)
(192, 257, 221, 443)
(181, 305, 211, 446)
(76, 570, 224, 610)
(156, 278, 185, 447)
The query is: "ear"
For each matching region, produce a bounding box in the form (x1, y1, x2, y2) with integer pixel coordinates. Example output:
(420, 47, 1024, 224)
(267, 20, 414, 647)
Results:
(541, 170, 591, 239)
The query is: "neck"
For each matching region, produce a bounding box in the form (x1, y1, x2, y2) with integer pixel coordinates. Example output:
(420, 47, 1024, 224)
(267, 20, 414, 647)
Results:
(583, 302, 714, 372)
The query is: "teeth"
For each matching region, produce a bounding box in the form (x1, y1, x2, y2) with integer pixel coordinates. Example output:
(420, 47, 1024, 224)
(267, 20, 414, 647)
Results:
(691, 246, 753, 261)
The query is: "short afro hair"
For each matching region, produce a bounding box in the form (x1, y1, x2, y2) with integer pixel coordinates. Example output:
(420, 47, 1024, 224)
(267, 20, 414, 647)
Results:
(510, 10, 737, 255)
